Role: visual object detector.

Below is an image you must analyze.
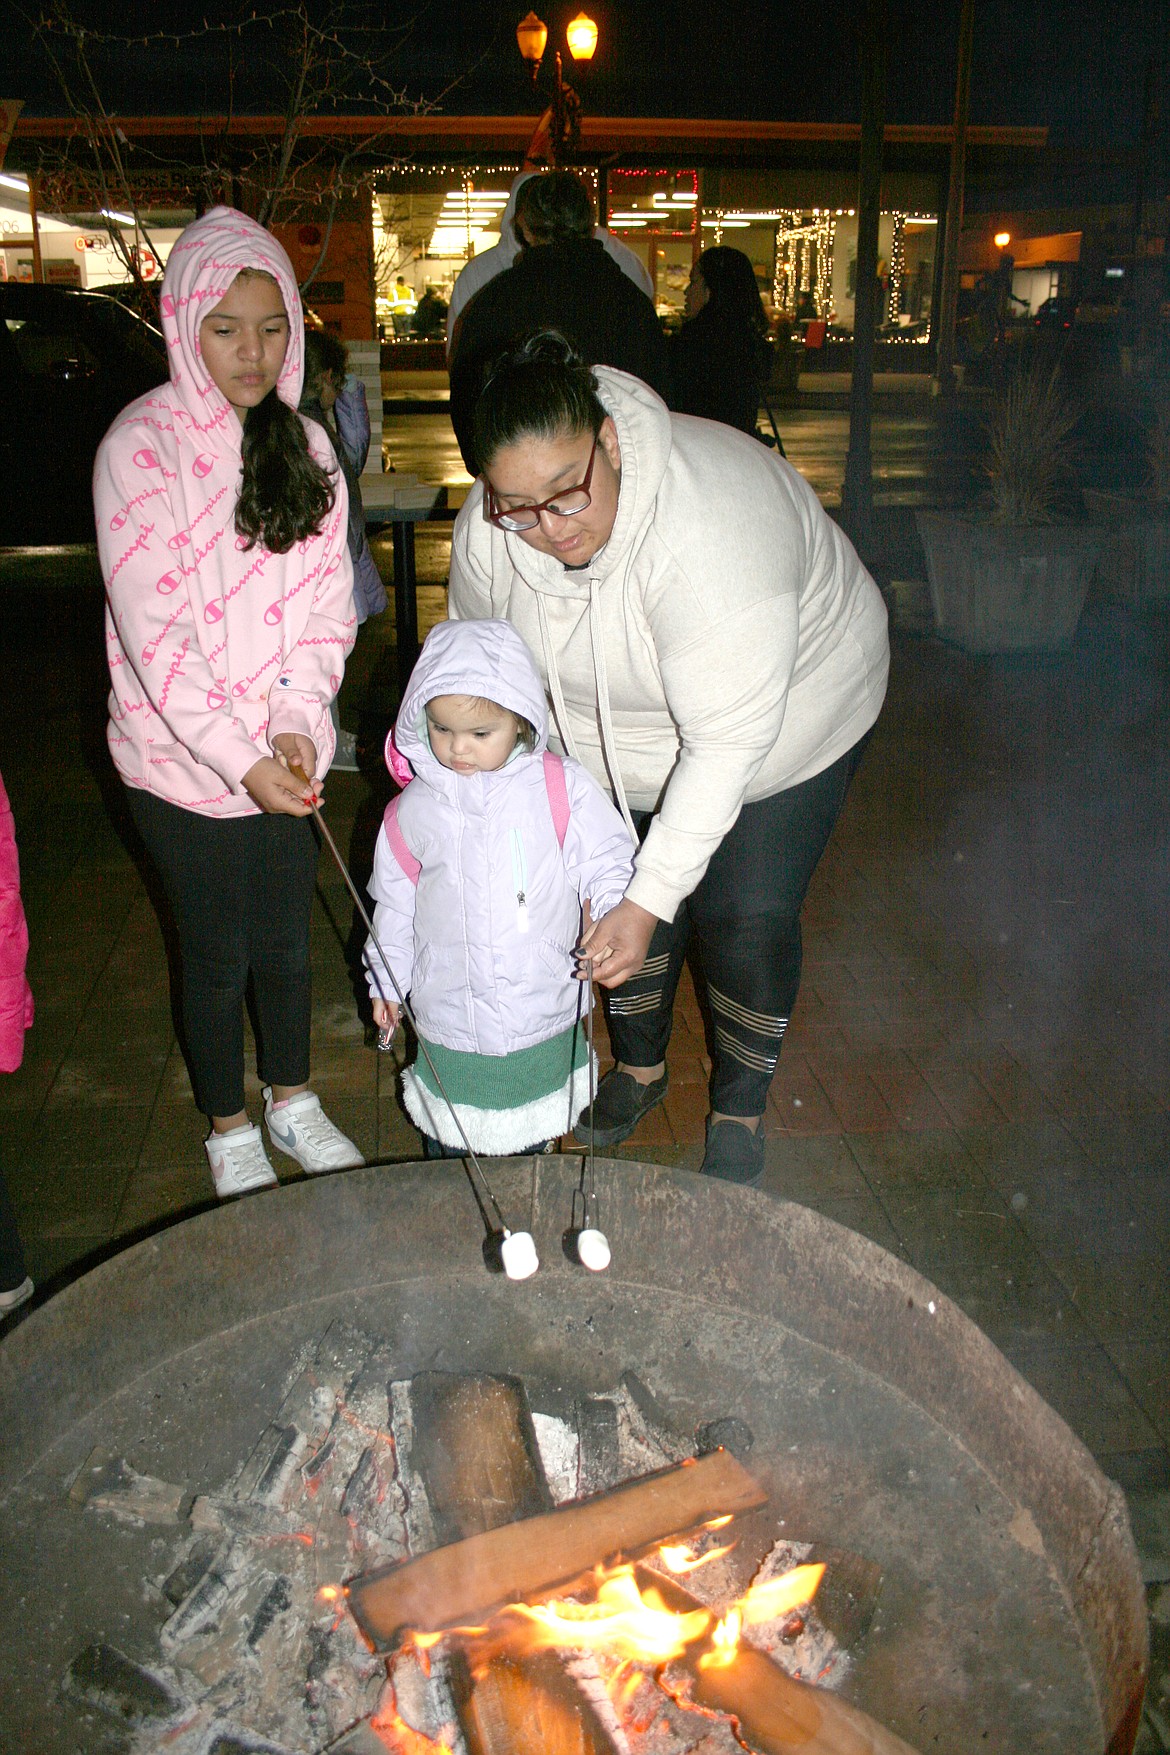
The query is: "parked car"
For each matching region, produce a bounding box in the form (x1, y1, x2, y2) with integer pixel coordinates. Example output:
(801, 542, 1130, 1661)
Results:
(1033, 296, 1079, 330)
(0, 282, 167, 544)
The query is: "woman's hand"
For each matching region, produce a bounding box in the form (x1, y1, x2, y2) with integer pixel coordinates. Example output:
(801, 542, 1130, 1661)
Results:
(579, 898, 659, 989)
(372, 998, 400, 1033)
(242, 754, 316, 816)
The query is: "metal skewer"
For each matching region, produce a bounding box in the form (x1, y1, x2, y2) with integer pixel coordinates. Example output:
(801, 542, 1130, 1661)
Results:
(289, 763, 538, 1280)
(571, 956, 611, 1272)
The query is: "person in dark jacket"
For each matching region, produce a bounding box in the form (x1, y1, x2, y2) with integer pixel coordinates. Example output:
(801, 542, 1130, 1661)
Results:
(412, 286, 449, 338)
(668, 246, 772, 438)
(448, 170, 668, 475)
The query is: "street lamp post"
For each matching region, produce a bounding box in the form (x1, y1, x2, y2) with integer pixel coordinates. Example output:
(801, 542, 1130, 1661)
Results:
(516, 11, 598, 169)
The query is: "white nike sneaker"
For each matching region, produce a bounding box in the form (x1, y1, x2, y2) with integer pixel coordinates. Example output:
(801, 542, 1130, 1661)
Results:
(263, 1089, 365, 1174)
(205, 1123, 279, 1198)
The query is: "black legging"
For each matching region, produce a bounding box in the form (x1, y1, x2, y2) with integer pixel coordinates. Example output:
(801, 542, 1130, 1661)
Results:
(0, 1168, 28, 1293)
(127, 788, 320, 1118)
(606, 736, 869, 1117)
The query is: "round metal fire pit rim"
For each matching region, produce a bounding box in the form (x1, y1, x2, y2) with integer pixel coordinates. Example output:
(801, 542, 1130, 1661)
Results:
(0, 1155, 1147, 1753)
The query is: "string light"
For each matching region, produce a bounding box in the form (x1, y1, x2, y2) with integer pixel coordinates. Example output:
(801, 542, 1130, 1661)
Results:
(887, 210, 905, 323)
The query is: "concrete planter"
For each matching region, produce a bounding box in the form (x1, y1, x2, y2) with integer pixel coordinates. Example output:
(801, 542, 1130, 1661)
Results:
(1082, 489, 1170, 604)
(916, 511, 1101, 654)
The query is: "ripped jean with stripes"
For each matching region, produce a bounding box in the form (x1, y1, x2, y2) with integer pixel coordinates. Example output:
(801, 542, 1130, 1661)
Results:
(606, 736, 869, 1118)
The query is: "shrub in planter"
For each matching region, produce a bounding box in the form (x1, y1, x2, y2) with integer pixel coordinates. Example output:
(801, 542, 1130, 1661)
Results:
(916, 364, 1100, 653)
(1083, 399, 1170, 604)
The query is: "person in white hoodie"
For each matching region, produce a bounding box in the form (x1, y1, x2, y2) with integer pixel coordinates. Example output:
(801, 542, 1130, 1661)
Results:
(448, 332, 889, 1186)
(446, 170, 655, 356)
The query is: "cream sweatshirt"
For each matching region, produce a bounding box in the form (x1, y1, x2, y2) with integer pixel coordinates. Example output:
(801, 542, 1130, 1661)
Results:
(448, 367, 889, 924)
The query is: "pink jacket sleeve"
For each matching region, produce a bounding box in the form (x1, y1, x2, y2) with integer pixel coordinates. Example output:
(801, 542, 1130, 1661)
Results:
(96, 437, 264, 792)
(0, 767, 34, 1075)
(264, 462, 357, 756)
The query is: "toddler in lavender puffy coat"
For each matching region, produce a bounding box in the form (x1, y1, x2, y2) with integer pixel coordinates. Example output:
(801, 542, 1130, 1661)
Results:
(366, 619, 635, 1157)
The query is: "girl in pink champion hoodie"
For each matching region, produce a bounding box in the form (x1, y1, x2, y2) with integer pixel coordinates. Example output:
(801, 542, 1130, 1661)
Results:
(95, 207, 362, 1199)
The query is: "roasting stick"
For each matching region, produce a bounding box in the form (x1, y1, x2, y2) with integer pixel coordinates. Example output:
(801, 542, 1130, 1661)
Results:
(573, 960, 610, 1272)
(289, 763, 539, 1281)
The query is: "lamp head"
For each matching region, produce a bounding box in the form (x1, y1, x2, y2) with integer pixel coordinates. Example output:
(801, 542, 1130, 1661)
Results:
(517, 10, 548, 79)
(566, 11, 598, 61)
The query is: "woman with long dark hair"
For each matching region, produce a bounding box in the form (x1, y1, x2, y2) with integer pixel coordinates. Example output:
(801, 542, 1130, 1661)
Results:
(668, 244, 773, 437)
(95, 208, 363, 1198)
(450, 332, 887, 1186)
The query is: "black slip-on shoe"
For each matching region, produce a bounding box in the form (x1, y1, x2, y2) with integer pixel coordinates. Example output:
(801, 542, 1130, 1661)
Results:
(574, 1068, 669, 1147)
(701, 1118, 765, 1186)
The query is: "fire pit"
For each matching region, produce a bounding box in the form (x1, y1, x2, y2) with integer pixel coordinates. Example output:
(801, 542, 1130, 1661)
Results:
(0, 1158, 1147, 1753)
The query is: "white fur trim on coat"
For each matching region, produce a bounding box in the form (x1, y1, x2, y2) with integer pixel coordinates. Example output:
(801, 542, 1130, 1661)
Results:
(402, 1055, 597, 1154)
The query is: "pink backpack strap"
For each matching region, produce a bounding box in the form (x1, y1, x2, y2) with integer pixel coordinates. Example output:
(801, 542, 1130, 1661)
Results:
(543, 751, 570, 848)
(382, 794, 421, 886)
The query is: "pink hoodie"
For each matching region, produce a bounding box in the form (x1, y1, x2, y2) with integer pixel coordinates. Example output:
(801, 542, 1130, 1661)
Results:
(0, 764, 33, 1074)
(95, 207, 355, 816)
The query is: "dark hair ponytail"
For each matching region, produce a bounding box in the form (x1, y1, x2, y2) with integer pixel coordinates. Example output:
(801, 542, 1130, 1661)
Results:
(235, 390, 335, 554)
(473, 329, 608, 470)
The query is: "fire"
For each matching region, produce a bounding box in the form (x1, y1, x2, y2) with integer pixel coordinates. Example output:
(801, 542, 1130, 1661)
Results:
(699, 1607, 743, 1671)
(657, 1538, 735, 1573)
(369, 1690, 454, 1754)
(444, 1555, 826, 1674)
(502, 1565, 711, 1664)
(737, 1561, 825, 1626)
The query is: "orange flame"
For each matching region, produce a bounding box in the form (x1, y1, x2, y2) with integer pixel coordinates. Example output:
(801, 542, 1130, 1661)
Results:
(657, 1539, 735, 1573)
(698, 1607, 743, 1671)
(369, 1691, 454, 1754)
(737, 1562, 825, 1626)
(398, 1552, 826, 1679)
(501, 1565, 712, 1664)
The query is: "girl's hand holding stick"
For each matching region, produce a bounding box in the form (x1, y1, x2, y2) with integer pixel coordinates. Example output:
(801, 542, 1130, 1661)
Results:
(243, 734, 321, 815)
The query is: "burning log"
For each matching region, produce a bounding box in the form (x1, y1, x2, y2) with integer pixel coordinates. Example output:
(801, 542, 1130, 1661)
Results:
(639, 1566, 922, 1755)
(449, 1648, 618, 1755)
(375, 1371, 625, 1753)
(347, 1446, 767, 1652)
(406, 1371, 552, 1546)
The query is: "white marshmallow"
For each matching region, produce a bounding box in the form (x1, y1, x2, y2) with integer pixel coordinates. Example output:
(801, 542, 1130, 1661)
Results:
(500, 1229, 539, 1280)
(576, 1228, 611, 1272)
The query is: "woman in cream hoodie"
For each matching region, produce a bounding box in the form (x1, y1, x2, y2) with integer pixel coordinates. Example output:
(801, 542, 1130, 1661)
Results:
(448, 332, 888, 1185)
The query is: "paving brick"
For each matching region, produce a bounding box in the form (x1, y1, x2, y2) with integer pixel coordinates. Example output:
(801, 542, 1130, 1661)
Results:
(801, 1051, 897, 1133)
(767, 1052, 843, 1135)
(998, 1340, 1164, 1456)
(965, 1048, 1060, 1122)
(759, 1134, 869, 1205)
(908, 1048, 1009, 1128)
(861, 1048, 954, 1131)
(661, 1078, 709, 1144)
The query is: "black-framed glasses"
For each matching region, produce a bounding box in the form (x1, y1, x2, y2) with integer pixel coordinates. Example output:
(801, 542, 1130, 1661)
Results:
(484, 433, 599, 531)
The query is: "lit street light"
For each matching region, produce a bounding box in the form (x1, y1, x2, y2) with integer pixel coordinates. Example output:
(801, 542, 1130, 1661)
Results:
(516, 10, 598, 168)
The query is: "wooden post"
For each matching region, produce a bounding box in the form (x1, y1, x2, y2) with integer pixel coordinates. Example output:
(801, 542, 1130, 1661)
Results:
(840, 0, 888, 556)
(28, 174, 45, 285)
(932, 0, 976, 396)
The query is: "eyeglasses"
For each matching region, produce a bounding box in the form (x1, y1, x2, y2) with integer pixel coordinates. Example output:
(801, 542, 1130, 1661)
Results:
(484, 434, 599, 532)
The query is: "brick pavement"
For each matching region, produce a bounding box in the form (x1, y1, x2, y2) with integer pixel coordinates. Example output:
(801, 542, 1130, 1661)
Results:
(1, 549, 1167, 1523)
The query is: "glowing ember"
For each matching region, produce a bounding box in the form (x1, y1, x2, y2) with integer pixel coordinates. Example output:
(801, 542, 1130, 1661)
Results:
(369, 1689, 455, 1754)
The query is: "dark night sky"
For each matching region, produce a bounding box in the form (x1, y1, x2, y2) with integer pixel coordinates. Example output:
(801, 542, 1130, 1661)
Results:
(4, 1, 1164, 178)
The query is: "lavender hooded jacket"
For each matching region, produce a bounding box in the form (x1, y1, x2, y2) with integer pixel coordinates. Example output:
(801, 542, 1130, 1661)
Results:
(95, 207, 355, 817)
(366, 620, 634, 1058)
